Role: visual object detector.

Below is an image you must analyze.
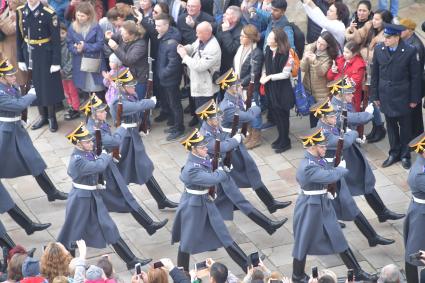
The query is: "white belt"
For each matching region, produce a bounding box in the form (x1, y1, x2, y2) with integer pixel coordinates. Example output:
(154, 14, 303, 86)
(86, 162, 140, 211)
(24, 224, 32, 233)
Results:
(0, 116, 21, 122)
(185, 188, 209, 195)
(72, 182, 105, 190)
(413, 196, 425, 204)
(222, 127, 232, 133)
(121, 123, 138, 129)
(301, 189, 328, 195)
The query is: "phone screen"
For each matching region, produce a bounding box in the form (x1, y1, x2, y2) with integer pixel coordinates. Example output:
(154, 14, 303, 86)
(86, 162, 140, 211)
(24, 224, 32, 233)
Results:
(195, 261, 207, 270)
(347, 269, 354, 282)
(153, 262, 164, 269)
(250, 252, 259, 267)
(312, 267, 318, 278)
(135, 263, 142, 275)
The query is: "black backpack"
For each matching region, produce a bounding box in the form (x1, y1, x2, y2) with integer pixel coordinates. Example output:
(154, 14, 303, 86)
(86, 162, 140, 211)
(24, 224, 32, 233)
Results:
(288, 22, 306, 59)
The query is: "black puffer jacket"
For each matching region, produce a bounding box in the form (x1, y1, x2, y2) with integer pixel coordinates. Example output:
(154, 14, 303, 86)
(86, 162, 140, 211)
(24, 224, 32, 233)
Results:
(156, 27, 183, 87)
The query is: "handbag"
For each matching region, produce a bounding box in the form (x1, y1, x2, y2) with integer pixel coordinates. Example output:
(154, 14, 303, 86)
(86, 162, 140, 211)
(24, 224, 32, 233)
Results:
(80, 53, 102, 73)
(293, 70, 315, 116)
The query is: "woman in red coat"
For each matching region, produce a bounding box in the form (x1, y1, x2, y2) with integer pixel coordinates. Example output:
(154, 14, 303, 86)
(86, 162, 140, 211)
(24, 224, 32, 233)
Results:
(327, 41, 366, 111)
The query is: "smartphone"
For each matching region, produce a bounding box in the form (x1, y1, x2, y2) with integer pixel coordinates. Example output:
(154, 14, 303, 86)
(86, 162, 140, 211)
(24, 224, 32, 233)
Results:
(312, 266, 318, 279)
(250, 252, 260, 267)
(153, 261, 164, 269)
(409, 251, 423, 261)
(195, 261, 208, 271)
(347, 269, 354, 282)
(135, 263, 142, 275)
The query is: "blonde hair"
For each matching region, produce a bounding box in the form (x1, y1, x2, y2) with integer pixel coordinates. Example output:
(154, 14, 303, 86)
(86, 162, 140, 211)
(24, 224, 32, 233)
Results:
(52, 275, 69, 283)
(147, 267, 169, 283)
(72, 2, 97, 33)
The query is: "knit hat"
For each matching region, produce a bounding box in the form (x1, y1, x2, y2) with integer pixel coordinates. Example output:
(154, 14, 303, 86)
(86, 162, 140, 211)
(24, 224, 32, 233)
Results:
(22, 257, 40, 277)
(86, 265, 104, 281)
(109, 53, 122, 66)
(399, 18, 417, 30)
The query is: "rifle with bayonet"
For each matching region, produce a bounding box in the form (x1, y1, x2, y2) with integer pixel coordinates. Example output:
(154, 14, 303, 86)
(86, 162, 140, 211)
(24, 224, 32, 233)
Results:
(95, 120, 105, 185)
(209, 139, 221, 198)
(241, 47, 255, 137)
(112, 83, 123, 161)
(21, 28, 33, 123)
(357, 62, 371, 137)
(139, 39, 154, 133)
(223, 113, 240, 167)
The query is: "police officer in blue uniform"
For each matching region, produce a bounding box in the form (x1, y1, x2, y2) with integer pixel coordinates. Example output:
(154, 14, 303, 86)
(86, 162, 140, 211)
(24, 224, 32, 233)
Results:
(329, 77, 405, 224)
(82, 94, 168, 235)
(16, 0, 64, 132)
(371, 23, 422, 169)
(313, 98, 394, 247)
(404, 132, 425, 283)
(109, 68, 178, 210)
(0, 59, 67, 203)
(292, 127, 376, 283)
(172, 128, 252, 272)
(196, 100, 287, 235)
(58, 122, 152, 269)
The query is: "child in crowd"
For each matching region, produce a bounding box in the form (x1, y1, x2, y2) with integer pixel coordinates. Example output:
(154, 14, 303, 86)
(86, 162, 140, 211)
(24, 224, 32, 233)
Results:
(96, 256, 118, 283)
(102, 53, 124, 105)
(60, 23, 80, 121)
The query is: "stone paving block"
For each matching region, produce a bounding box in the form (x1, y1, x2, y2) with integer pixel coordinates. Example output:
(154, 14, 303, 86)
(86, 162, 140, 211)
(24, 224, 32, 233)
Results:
(6, 176, 46, 200)
(263, 244, 294, 267)
(264, 155, 293, 171)
(374, 170, 394, 188)
(277, 167, 298, 187)
(375, 185, 410, 205)
(245, 226, 293, 250)
(387, 173, 410, 192)
(359, 247, 397, 269)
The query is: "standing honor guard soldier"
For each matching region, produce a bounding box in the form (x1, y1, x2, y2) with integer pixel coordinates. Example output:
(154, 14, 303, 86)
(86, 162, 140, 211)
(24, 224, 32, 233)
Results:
(82, 94, 168, 235)
(313, 98, 395, 247)
(292, 127, 376, 283)
(328, 77, 405, 223)
(404, 133, 425, 283)
(214, 71, 291, 214)
(58, 122, 152, 269)
(172, 128, 253, 272)
(110, 68, 178, 210)
(16, 0, 64, 132)
(0, 59, 67, 202)
(196, 100, 287, 235)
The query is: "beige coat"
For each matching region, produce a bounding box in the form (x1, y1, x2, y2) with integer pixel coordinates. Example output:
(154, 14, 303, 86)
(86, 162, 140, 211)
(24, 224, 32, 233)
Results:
(0, 5, 27, 85)
(345, 21, 385, 63)
(300, 43, 332, 101)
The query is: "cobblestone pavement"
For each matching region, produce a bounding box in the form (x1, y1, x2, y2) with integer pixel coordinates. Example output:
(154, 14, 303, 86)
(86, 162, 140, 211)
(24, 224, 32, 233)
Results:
(1, 4, 425, 280)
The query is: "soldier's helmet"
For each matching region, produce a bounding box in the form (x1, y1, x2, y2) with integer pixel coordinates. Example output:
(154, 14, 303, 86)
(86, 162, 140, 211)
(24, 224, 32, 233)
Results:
(195, 99, 222, 121)
(180, 128, 208, 150)
(327, 75, 355, 96)
(409, 132, 425, 154)
(309, 98, 337, 118)
(0, 58, 17, 77)
(215, 68, 239, 90)
(80, 93, 107, 117)
(298, 127, 327, 148)
(66, 122, 94, 145)
(113, 67, 136, 87)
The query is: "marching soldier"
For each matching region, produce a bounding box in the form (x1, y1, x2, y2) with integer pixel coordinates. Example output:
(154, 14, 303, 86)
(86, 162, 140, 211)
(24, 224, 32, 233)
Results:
(213, 73, 291, 214)
(16, 0, 64, 132)
(82, 94, 168, 235)
(404, 133, 425, 283)
(196, 100, 287, 235)
(172, 129, 252, 272)
(109, 68, 178, 210)
(58, 122, 152, 269)
(292, 127, 376, 283)
(218, 68, 263, 149)
(0, 59, 67, 202)
(313, 99, 394, 247)
(328, 78, 405, 223)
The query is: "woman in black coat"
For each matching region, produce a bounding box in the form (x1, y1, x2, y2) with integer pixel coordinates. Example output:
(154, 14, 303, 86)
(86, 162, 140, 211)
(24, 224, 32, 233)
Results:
(260, 27, 294, 153)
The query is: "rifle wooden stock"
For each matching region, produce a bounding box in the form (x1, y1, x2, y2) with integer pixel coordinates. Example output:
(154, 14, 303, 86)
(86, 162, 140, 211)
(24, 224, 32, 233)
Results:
(327, 128, 345, 196)
(139, 78, 153, 133)
(241, 81, 254, 136)
(357, 85, 370, 137)
(223, 114, 240, 167)
(116, 97, 123, 127)
(21, 70, 33, 123)
(95, 128, 105, 185)
(209, 139, 221, 198)
(342, 109, 348, 133)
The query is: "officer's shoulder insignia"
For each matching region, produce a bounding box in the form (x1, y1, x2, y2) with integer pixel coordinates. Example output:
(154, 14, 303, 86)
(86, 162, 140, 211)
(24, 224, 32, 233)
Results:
(228, 101, 234, 107)
(43, 6, 55, 14)
(193, 163, 201, 168)
(307, 159, 315, 165)
(73, 155, 82, 160)
(52, 15, 58, 27)
(204, 131, 212, 137)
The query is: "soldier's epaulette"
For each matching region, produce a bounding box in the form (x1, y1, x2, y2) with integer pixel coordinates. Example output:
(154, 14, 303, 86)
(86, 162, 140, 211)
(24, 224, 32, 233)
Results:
(43, 6, 55, 14)
(227, 101, 234, 107)
(204, 131, 212, 137)
(193, 162, 201, 168)
(307, 159, 315, 165)
(73, 155, 82, 160)
(16, 5, 25, 10)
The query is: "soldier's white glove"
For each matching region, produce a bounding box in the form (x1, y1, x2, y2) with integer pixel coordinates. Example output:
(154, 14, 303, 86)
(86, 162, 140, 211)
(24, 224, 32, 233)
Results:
(150, 96, 157, 105)
(28, 88, 36, 95)
(233, 133, 242, 143)
(50, 65, 61, 73)
(345, 127, 352, 133)
(223, 165, 231, 173)
(365, 103, 374, 114)
(18, 62, 27, 71)
(327, 192, 337, 199)
(338, 159, 346, 168)
(251, 101, 257, 107)
(356, 135, 366, 144)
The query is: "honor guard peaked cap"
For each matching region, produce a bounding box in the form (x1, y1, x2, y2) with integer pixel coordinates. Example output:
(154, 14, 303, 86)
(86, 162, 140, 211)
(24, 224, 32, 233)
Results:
(383, 23, 405, 36)
(0, 58, 17, 77)
(113, 67, 136, 87)
(66, 122, 94, 145)
(310, 98, 337, 118)
(409, 132, 425, 154)
(298, 127, 327, 147)
(215, 68, 238, 90)
(327, 75, 355, 95)
(180, 128, 208, 150)
(196, 99, 222, 120)
(80, 93, 107, 116)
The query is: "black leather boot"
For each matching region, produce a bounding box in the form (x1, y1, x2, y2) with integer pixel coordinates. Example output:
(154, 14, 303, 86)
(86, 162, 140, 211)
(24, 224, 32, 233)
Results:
(35, 171, 68, 202)
(47, 105, 58, 132)
(225, 242, 249, 273)
(364, 190, 405, 222)
(339, 248, 378, 281)
(146, 177, 178, 209)
(365, 122, 377, 140)
(7, 205, 51, 235)
(177, 248, 190, 271)
(292, 258, 309, 283)
(367, 124, 386, 143)
(31, 107, 48, 130)
(354, 212, 395, 247)
(0, 232, 15, 250)
(405, 262, 419, 283)
(112, 238, 152, 270)
(130, 208, 168, 236)
(254, 186, 291, 213)
(247, 211, 287, 235)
